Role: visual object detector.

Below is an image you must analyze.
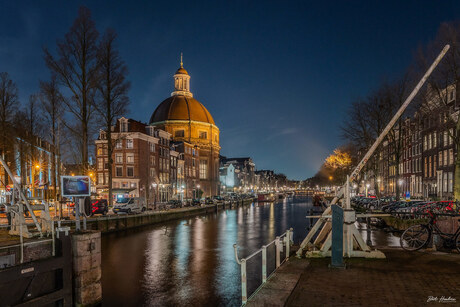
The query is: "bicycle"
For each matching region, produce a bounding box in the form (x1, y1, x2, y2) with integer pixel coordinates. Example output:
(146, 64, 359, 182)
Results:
(400, 210, 460, 253)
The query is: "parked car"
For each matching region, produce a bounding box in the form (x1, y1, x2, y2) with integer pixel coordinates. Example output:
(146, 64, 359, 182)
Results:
(90, 199, 108, 216)
(204, 197, 216, 205)
(113, 197, 147, 214)
(212, 196, 224, 202)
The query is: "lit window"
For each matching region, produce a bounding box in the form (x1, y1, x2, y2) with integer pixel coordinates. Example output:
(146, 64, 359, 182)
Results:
(97, 158, 103, 170)
(127, 153, 134, 164)
(115, 153, 123, 164)
(200, 160, 207, 179)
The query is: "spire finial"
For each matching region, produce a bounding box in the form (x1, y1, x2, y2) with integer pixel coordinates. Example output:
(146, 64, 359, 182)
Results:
(180, 52, 183, 68)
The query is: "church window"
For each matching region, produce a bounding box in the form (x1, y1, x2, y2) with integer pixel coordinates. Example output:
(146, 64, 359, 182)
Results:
(200, 160, 207, 179)
(175, 130, 185, 137)
(199, 131, 207, 139)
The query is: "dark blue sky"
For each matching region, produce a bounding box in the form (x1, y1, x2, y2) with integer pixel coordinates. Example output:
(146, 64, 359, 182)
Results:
(1, 1, 459, 180)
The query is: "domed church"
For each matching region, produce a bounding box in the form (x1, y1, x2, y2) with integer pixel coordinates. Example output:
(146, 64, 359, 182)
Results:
(149, 57, 221, 197)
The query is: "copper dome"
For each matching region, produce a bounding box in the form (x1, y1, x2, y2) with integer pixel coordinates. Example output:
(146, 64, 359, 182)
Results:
(175, 67, 189, 75)
(149, 95, 215, 125)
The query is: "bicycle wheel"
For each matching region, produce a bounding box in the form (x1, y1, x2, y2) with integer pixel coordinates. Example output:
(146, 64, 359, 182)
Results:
(400, 225, 431, 251)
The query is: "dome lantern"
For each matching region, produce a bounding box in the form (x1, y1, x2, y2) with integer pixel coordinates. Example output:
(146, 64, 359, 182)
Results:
(172, 53, 192, 98)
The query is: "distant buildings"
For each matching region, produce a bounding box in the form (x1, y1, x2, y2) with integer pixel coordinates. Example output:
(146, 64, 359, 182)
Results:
(364, 84, 458, 200)
(219, 157, 290, 193)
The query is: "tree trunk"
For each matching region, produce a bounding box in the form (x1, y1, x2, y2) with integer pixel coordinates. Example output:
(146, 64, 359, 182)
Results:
(107, 129, 113, 207)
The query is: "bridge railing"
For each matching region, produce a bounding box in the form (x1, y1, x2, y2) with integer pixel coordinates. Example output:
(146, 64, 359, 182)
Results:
(233, 228, 293, 305)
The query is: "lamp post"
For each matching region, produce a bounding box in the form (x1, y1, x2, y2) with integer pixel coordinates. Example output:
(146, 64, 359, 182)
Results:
(196, 184, 201, 199)
(398, 178, 404, 199)
(34, 163, 40, 198)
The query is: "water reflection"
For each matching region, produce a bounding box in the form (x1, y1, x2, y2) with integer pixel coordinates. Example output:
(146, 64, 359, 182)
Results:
(102, 200, 319, 306)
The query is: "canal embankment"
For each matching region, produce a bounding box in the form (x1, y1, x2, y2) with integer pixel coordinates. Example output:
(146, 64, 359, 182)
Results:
(62, 198, 255, 234)
(248, 248, 460, 306)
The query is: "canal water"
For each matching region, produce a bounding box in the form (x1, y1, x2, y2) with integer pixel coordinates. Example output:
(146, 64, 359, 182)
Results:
(101, 199, 398, 306)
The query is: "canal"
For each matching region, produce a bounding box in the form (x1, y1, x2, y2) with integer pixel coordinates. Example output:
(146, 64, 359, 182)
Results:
(101, 199, 399, 306)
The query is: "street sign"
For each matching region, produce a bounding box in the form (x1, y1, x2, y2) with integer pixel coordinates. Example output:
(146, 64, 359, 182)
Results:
(61, 176, 91, 197)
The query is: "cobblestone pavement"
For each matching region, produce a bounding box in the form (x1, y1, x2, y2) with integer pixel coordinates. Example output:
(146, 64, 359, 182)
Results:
(286, 248, 460, 307)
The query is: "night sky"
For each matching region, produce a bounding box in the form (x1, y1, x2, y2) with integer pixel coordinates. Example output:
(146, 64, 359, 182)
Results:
(1, 1, 459, 180)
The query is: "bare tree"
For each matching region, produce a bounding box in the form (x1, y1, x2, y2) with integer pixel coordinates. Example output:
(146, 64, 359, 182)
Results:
(44, 6, 99, 172)
(25, 94, 44, 138)
(94, 29, 130, 206)
(341, 77, 410, 198)
(39, 75, 64, 200)
(0, 72, 19, 188)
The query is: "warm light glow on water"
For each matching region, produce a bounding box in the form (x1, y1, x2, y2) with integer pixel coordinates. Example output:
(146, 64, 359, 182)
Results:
(101, 200, 335, 306)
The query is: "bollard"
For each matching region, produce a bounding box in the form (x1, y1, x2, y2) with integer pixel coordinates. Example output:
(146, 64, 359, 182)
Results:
(262, 245, 267, 283)
(83, 216, 87, 230)
(241, 259, 247, 304)
(366, 217, 372, 247)
(275, 236, 280, 268)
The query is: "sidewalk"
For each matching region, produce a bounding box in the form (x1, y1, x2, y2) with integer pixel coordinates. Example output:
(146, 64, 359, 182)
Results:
(248, 248, 460, 306)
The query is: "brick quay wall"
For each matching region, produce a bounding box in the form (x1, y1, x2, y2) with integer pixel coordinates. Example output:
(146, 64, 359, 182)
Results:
(62, 199, 255, 234)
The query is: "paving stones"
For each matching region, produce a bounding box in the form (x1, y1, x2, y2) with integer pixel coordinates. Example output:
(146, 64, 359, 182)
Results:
(247, 248, 460, 306)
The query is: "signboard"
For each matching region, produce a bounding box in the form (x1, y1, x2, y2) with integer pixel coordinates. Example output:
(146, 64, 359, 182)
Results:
(405, 191, 410, 200)
(61, 176, 91, 197)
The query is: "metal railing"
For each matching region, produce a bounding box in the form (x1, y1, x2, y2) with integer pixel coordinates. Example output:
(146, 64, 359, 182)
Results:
(233, 228, 293, 305)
